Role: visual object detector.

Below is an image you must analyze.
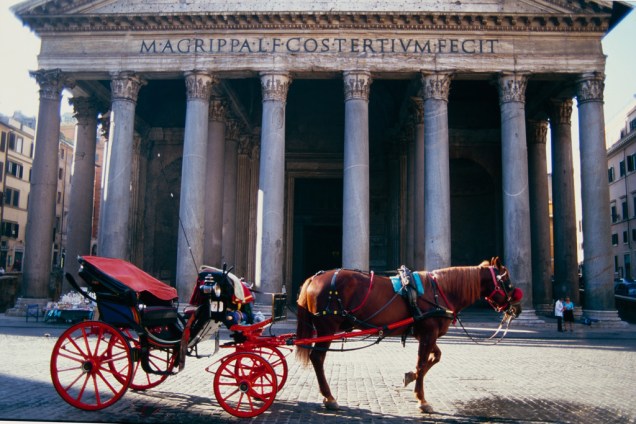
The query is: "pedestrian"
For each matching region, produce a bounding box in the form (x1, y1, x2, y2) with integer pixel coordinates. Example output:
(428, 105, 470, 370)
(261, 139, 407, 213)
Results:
(563, 297, 575, 332)
(554, 297, 564, 332)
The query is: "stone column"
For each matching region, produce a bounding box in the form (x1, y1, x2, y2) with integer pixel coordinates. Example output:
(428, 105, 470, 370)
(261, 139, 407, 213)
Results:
(175, 71, 215, 300)
(411, 96, 425, 269)
(497, 73, 538, 321)
(405, 132, 415, 267)
(527, 119, 553, 315)
(203, 95, 226, 266)
(421, 72, 452, 270)
(342, 70, 372, 270)
(23, 69, 69, 299)
(235, 136, 253, 277)
(222, 120, 240, 267)
(255, 72, 291, 298)
(63, 97, 99, 290)
(549, 99, 580, 305)
(576, 72, 625, 326)
(98, 72, 145, 260)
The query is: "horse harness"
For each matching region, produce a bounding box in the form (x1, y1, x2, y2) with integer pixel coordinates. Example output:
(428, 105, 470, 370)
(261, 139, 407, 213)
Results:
(312, 267, 456, 325)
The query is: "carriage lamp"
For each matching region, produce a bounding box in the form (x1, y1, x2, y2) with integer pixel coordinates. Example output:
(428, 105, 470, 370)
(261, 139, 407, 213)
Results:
(213, 283, 221, 298)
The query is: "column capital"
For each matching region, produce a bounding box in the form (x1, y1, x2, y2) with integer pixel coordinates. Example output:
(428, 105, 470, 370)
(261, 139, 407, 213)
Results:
(497, 72, 528, 104)
(30, 69, 74, 101)
(110, 72, 146, 103)
(549, 98, 573, 126)
(420, 72, 452, 101)
(209, 97, 227, 122)
(226, 119, 241, 141)
(576, 72, 605, 105)
(185, 71, 217, 101)
(260, 72, 291, 102)
(69, 97, 100, 125)
(527, 119, 549, 145)
(343, 70, 372, 102)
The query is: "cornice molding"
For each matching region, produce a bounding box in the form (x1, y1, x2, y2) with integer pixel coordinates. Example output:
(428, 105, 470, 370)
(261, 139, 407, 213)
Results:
(17, 12, 612, 33)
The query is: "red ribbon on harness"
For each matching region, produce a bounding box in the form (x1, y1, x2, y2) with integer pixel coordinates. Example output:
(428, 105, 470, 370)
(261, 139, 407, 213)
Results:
(349, 271, 374, 313)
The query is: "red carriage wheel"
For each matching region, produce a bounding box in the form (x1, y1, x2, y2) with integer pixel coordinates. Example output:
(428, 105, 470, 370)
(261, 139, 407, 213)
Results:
(116, 328, 176, 391)
(237, 346, 288, 390)
(50, 321, 132, 410)
(213, 352, 278, 418)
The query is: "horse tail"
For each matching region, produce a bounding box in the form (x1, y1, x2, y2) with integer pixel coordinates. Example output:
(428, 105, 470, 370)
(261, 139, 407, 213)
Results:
(295, 277, 314, 366)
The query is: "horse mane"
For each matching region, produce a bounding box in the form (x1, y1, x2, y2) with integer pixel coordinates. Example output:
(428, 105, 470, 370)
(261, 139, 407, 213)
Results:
(431, 266, 482, 304)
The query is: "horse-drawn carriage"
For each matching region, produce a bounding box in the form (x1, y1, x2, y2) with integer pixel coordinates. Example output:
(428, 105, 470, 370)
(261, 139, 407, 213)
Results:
(51, 256, 522, 417)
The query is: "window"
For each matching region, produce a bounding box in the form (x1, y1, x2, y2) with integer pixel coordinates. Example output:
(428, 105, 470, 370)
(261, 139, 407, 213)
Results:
(622, 199, 628, 220)
(0, 221, 19, 239)
(6, 161, 24, 179)
(609, 167, 615, 183)
(612, 233, 619, 245)
(58, 168, 63, 180)
(620, 160, 626, 177)
(623, 231, 629, 244)
(57, 191, 62, 204)
(611, 203, 618, 223)
(630, 118, 636, 132)
(632, 228, 636, 242)
(0, 132, 5, 152)
(4, 188, 19, 208)
(628, 154, 636, 173)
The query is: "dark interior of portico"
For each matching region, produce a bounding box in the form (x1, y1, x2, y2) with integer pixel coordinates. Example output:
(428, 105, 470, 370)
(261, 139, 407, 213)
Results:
(83, 73, 569, 284)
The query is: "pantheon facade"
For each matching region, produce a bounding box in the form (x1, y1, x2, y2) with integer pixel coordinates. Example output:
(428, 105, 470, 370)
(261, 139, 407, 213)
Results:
(13, 0, 631, 324)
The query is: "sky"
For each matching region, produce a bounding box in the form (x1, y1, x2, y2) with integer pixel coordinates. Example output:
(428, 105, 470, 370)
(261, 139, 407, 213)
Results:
(0, 1, 635, 137)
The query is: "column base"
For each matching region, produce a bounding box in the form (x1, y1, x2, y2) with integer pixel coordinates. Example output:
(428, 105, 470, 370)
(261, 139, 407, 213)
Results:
(534, 303, 554, 317)
(512, 308, 546, 325)
(582, 309, 629, 328)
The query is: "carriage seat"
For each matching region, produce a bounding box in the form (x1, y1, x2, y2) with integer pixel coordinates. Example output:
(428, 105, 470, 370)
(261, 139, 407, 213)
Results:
(139, 305, 178, 327)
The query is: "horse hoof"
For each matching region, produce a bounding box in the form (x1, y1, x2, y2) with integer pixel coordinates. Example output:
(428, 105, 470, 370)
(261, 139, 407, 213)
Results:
(419, 403, 434, 414)
(403, 371, 416, 387)
(323, 399, 340, 410)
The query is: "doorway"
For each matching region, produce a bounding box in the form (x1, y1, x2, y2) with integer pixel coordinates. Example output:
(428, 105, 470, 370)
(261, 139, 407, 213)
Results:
(291, 178, 343, 300)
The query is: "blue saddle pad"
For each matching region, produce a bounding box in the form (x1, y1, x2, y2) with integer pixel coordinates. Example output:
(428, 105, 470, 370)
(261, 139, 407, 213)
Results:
(390, 273, 424, 296)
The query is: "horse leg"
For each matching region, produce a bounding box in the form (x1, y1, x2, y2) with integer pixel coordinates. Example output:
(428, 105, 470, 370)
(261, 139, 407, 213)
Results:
(412, 341, 442, 413)
(309, 341, 339, 410)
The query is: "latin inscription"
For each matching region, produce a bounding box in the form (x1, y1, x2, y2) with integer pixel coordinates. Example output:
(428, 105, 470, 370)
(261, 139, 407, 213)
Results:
(140, 37, 499, 55)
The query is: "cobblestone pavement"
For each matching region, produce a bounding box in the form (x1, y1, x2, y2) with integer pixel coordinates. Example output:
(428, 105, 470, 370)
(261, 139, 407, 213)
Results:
(1, 312, 635, 424)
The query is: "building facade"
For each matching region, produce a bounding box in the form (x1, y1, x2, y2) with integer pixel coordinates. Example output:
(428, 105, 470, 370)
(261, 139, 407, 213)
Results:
(0, 114, 34, 272)
(12, 0, 632, 324)
(608, 104, 636, 281)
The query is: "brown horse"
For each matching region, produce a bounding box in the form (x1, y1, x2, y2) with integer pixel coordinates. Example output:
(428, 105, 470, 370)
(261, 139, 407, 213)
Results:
(295, 257, 522, 413)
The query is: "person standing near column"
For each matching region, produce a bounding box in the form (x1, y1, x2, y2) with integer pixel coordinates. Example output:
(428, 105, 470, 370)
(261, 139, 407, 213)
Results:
(554, 297, 564, 332)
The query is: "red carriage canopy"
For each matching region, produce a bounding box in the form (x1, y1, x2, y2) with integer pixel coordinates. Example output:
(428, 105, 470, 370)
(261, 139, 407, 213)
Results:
(80, 256, 178, 301)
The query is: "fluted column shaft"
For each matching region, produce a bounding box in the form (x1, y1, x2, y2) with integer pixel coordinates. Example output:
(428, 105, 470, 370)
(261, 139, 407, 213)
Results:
(576, 73, 619, 319)
(527, 119, 552, 314)
(24, 70, 68, 298)
(497, 73, 533, 313)
(63, 97, 99, 290)
(255, 73, 291, 298)
(550, 99, 580, 303)
(342, 71, 372, 270)
(422, 72, 452, 270)
(98, 72, 144, 260)
(222, 121, 240, 266)
(203, 96, 226, 266)
(176, 71, 214, 299)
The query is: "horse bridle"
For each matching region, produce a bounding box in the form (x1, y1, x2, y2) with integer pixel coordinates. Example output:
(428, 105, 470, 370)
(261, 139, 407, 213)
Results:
(484, 266, 518, 316)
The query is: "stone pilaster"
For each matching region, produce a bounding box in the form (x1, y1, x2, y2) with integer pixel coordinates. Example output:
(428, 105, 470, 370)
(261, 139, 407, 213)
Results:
(410, 97, 425, 269)
(255, 72, 291, 299)
(63, 97, 100, 291)
(235, 135, 254, 278)
(24, 69, 71, 299)
(98, 72, 145, 260)
(175, 71, 215, 300)
(576, 72, 625, 326)
(342, 70, 372, 270)
(203, 94, 226, 268)
(421, 72, 452, 270)
(527, 119, 552, 316)
(222, 120, 241, 267)
(549, 98, 580, 304)
(497, 72, 541, 323)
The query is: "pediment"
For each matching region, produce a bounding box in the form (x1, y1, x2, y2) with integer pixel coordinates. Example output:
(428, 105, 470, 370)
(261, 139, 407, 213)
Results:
(12, 0, 628, 34)
(12, 0, 616, 16)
